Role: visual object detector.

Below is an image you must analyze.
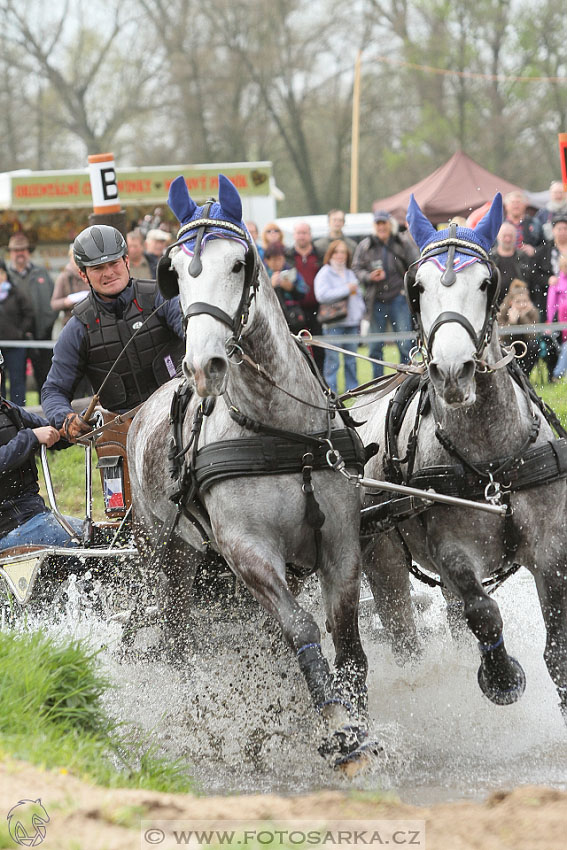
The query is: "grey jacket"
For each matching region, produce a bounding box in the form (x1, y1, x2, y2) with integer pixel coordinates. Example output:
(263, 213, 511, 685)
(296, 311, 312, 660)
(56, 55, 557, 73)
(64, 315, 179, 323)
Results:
(8, 263, 56, 339)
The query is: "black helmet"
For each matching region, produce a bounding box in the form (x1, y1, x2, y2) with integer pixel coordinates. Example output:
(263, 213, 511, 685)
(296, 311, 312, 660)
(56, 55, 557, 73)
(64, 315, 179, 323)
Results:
(73, 225, 127, 271)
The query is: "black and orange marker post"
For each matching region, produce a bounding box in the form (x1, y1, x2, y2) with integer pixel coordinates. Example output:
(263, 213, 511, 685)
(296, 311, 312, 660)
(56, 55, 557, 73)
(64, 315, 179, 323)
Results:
(87, 153, 127, 238)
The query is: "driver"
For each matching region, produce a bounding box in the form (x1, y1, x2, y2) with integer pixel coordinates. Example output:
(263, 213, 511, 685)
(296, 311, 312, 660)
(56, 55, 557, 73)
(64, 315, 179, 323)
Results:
(41, 225, 185, 516)
(0, 348, 83, 552)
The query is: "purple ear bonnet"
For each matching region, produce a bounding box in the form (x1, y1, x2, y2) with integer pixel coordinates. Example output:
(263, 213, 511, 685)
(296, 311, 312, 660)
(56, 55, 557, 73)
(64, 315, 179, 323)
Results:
(407, 193, 503, 256)
(167, 174, 248, 252)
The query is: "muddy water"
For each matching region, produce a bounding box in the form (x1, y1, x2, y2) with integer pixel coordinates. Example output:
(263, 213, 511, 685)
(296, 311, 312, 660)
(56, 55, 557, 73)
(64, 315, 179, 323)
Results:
(38, 569, 567, 804)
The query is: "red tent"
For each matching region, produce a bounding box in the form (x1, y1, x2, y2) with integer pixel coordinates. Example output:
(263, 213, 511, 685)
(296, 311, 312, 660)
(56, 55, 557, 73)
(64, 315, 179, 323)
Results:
(373, 151, 523, 224)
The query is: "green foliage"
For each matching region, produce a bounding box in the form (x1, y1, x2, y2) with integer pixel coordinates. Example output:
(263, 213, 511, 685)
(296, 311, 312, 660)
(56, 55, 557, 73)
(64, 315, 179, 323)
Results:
(0, 630, 194, 792)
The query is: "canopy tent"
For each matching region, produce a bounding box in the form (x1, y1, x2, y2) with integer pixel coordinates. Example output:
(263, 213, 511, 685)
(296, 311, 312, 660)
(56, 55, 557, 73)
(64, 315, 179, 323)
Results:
(373, 151, 524, 225)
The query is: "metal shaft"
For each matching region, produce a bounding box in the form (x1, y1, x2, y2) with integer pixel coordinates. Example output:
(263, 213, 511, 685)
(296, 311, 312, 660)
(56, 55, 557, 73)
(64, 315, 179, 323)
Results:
(357, 475, 508, 516)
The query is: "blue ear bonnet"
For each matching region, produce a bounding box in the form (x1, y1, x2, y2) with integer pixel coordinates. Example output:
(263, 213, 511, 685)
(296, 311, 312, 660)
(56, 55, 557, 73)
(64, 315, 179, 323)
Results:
(167, 173, 249, 252)
(407, 192, 503, 262)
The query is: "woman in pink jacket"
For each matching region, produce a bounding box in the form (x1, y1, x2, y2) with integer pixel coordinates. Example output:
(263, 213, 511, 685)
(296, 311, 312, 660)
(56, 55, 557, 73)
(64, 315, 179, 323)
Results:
(546, 253, 567, 381)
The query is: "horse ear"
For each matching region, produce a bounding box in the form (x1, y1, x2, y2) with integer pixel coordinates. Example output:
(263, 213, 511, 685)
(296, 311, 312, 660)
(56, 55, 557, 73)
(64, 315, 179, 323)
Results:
(218, 174, 242, 222)
(168, 175, 197, 224)
(156, 254, 179, 300)
(473, 192, 503, 251)
(407, 194, 437, 251)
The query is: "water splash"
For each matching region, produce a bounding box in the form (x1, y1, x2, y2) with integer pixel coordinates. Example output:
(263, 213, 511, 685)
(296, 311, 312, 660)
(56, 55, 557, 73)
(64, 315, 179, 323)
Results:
(6, 568, 567, 803)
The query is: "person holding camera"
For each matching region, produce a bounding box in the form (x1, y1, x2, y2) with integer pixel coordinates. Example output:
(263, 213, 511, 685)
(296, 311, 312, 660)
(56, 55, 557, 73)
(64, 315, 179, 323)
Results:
(352, 210, 416, 377)
(314, 239, 365, 394)
(263, 242, 308, 334)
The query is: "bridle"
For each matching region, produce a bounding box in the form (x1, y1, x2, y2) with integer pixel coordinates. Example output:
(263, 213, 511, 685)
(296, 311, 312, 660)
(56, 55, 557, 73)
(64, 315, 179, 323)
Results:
(156, 201, 261, 345)
(404, 223, 501, 366)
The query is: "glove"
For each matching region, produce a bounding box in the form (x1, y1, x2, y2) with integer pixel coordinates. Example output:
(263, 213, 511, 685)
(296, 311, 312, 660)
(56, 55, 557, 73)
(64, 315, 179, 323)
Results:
(60, 412, 92, 442)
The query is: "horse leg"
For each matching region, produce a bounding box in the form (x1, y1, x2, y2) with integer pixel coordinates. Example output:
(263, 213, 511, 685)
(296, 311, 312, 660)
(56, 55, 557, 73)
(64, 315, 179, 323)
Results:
(532, 563, 567, 721)
(223, 543, 370, 767)
(319, 552, 382, 773)
(363, 531, 420, 663)
(158, 538, 201, 660)
(434, 543, 526, 705)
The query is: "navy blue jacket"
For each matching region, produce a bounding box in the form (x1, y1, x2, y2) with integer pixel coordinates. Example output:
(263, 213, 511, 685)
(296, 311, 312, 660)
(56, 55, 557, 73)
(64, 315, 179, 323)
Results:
(0, 402, 50, 535)
(41, 281, 183, 428)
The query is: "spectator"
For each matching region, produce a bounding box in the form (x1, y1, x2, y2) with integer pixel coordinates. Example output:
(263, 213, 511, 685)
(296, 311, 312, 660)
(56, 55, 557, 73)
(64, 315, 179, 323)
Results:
(546, 253, 567, 382)
(261, 222, 285, 259)
(264, 242, 307, 334)
(352, 210, 414, 378)
(285, 222, 324, 369)
(127, 229, 154, 279)
(0, 259, 34, 405)
(7, 232, 56, 394)
(536, 181, 567, 241)
(50, 245, 89, 327)
(0, 347, 83, 552)
(530, 213, 567, 316)
(144, 228, 171, 278)
(497, 280, 540, 378)
(314, 240, 365, 394)
(503, 190, 544, 259)
(314, 209, 357, 257)
(490, 221, 531, 302)
(245, 220, 264, 261)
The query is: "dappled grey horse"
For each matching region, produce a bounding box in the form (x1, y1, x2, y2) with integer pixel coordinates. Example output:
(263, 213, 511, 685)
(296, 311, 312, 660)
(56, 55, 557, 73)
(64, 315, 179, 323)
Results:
(357, 193, 567, 718)
(127, 174, 378, 770)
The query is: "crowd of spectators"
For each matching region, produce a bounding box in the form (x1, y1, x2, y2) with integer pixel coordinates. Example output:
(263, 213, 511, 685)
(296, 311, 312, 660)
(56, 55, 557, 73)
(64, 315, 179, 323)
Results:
(3, 183, 567, 406)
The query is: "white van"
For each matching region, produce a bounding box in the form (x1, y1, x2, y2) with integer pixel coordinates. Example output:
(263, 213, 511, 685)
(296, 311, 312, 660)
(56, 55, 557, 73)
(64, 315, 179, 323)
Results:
(275, 212, 374, 245)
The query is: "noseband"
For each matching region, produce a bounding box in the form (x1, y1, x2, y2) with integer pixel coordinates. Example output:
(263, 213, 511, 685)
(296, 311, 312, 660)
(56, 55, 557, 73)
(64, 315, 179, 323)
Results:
(404, 223, 501, 364)
(157, 200, 260, 344)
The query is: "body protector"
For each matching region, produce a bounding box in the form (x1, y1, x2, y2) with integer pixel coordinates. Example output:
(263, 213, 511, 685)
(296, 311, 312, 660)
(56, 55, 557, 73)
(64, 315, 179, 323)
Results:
(0, 402, 40, 534)
(73, 279, 184, 412)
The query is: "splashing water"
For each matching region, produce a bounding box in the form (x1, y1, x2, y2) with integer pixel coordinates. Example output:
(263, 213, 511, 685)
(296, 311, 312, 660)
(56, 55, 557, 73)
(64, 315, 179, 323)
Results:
(10, 567, 567, 803)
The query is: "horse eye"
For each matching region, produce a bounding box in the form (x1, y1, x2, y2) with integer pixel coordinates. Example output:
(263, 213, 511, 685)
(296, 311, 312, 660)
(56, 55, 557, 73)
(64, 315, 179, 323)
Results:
(232, 260, 244, 273)
(480, 279, 490, 291)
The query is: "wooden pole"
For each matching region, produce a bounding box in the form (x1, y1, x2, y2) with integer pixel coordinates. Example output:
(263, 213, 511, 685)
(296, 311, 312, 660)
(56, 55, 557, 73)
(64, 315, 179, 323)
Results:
(350, 51, 362, 214)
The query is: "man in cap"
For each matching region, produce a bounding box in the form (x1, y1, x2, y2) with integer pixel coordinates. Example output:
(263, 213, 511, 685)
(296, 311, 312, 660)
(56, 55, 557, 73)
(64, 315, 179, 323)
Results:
(41, 224, 184, 516)
(7, 232, 56, 394)
(352, 210, 416, 377)
(0, 348, 83, 552)
(144, 228, 172, 278)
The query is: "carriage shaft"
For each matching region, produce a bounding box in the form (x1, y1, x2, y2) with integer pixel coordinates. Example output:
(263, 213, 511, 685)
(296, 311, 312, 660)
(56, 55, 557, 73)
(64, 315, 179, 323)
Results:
(358, 475, 507, 516)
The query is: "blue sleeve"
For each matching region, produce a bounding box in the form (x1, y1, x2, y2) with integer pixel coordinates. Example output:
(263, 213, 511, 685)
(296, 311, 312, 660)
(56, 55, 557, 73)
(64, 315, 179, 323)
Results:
(155, 291, 184, 339)
(292, 270, 308, 299)
(41, 318, 88, 428)
(0, 404, 46, 474)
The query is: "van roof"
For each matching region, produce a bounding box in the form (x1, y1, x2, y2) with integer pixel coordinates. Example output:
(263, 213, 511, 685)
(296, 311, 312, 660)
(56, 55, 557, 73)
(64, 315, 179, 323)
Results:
(275, 212, 375, 242)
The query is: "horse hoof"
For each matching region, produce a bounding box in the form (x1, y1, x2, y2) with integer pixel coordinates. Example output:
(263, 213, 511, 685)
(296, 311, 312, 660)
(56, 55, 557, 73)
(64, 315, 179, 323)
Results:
(477, 655, 526, 705)
(334, 740, 383, 777)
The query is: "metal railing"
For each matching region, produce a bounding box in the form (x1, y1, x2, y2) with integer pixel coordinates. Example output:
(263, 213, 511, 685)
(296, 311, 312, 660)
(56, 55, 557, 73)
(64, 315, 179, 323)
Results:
(2, 322, 567, 349)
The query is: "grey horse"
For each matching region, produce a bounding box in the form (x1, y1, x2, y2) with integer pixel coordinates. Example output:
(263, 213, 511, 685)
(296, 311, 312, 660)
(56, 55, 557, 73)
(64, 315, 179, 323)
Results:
(127, 175, 378, 771)
(357, 193, 567, 718)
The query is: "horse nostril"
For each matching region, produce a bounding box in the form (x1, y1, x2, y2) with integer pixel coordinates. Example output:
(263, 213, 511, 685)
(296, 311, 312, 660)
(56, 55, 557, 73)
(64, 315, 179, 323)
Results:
(207, 357, 228, 378)
(429, 363, 441, 385)
(459, 359, 476, 383)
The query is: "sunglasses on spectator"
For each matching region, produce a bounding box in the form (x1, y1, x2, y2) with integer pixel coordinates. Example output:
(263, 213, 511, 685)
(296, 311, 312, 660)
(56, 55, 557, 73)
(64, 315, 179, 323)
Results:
(266, 228, 281, 233)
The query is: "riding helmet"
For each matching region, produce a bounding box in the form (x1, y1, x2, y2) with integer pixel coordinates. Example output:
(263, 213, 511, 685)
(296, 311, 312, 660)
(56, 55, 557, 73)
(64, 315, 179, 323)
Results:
(73, 225, 127, 271)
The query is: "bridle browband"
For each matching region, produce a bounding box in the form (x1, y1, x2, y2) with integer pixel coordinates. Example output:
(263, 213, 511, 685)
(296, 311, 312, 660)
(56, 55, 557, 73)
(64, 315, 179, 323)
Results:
(158, 200, 260, 343)
(404, 223, 501, 364)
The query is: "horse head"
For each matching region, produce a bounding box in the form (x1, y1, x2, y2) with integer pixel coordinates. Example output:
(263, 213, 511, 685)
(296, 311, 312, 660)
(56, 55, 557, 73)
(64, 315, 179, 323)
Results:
(406, 193, 503, 407)
(157, 174, 259, 396)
